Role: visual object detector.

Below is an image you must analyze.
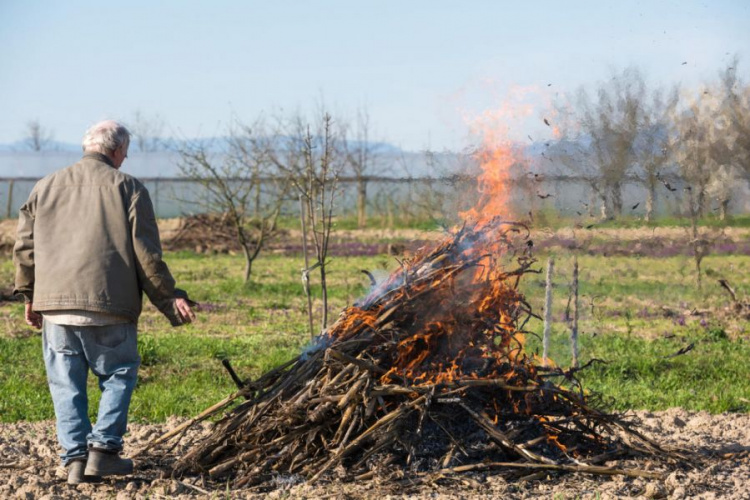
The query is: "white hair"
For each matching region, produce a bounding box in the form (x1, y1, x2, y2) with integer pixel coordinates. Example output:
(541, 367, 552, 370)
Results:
(82, 120, 131, 153)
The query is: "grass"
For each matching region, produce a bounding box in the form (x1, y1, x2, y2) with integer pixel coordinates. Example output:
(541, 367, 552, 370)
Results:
(526, 324, 750, 413)
(274, 214, 449, 233)
(592, 214, 750, 229)
(1, 224, 749, 423)
(528, 209, 750, 230)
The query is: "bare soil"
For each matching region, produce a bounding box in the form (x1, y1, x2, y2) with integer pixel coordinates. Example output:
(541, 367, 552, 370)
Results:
(1, 409, 748, 499)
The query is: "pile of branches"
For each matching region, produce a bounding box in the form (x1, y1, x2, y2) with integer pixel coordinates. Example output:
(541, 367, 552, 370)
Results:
(147, 219, 685, 488)
(163, 213, 244, 254)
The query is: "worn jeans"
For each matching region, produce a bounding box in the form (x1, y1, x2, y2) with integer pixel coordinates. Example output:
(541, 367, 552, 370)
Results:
(42, 320, 140, 464)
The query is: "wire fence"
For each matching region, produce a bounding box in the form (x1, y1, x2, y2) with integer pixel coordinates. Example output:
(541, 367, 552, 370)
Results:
(2, 174, 749, 221)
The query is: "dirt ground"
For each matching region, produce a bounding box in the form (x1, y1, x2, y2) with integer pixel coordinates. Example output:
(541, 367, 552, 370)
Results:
(1, 408, 748, 499)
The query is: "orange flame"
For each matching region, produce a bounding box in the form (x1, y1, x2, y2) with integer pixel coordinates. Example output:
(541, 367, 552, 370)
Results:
(321, 90, 565, 424)
(460, 123, 522, 225)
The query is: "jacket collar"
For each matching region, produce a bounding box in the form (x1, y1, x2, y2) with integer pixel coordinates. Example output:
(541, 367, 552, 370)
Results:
(82, 151, 115, 168)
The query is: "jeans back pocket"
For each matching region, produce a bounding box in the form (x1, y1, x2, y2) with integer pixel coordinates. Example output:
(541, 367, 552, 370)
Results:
(90, 324, 129, 349)
(44, 321, 82, 354)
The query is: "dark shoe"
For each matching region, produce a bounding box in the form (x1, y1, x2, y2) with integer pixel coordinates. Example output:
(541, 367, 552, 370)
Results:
(84, 448, 134, 477)
(66, 459, 86, 485)
(67, 458, 102, 485)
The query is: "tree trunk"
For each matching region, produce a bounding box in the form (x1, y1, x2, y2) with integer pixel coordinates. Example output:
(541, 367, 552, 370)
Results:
(254, 183, 261, 217)
(357, 178, 367, 229)
(688, 190, 703, 291)
(242, 245, 253, 283)
(719, 198, 730, 221)
(542, 258, 554, 367)
(571, 256, 579, 368)
(588, 189, 596, 217)
(697, 186, 707, 218)
(692, 225, 703, 291)
(299, 195, 315, 340)
(319, 263, 328, 331)
(645, 181, 656, 222)
(610, 182, 623, 219)
(599, 194, 611, 221)
(235, 224, 254, 284)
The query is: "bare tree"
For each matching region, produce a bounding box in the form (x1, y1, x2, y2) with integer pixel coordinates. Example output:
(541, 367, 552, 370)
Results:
(578, 68, 644, 219)
(708, 165, 739, 220)
(717, 58, 750, 208)
(343, 108, 383, 228)
(299, 114, 342, 331)
(553, 68, 645, 219)
(306, 115, 339, 329)
(265, 110, 343, 332)
(684, 182, 711, 291)
(672, 88, 728, 218)
(130, 110, 167, 152)
(178, 120, 290, 283)
(547, 137, 608, 219)
(24, 119, 54, 151)
(672, 103, 710, 218)
(633, 86, 679, 221)
(670, 84, 733, 288)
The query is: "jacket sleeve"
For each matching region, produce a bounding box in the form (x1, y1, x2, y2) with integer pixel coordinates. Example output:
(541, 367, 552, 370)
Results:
(129, 187, 189, 326)
(12, 190, 37, 303)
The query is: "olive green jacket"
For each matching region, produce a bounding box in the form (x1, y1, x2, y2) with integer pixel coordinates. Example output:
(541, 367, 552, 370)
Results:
(13, 153, 188, 326)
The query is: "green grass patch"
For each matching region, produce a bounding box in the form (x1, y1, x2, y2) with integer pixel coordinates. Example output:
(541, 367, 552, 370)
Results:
(526, 326, 750, 413)
(526, 211, 750, 230)
(274, 214, 449, 232)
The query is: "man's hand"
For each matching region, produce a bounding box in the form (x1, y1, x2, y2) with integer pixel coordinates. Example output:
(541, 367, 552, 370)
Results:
(25, 303, 43, 329)
(175, 298, 197, 324)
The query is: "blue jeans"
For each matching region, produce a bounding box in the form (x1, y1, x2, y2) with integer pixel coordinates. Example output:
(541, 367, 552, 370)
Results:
(42, 320, 140, 464)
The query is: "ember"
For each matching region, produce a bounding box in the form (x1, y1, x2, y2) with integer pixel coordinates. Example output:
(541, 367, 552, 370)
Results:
(141, 218, 686, 488)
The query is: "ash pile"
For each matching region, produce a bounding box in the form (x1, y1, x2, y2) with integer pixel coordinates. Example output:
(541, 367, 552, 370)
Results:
(149, 219, 686, 488)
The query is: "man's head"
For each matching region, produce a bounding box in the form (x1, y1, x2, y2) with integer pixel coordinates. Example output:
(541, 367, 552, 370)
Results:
(82, 120, 131, 169)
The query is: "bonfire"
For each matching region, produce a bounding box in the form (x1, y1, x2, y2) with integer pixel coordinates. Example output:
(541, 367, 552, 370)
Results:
(138, 131, 687, 489)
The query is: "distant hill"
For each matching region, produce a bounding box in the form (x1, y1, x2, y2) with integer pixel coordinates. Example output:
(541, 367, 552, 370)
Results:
(0, 149, 444, 178)
(0, 136, 584, 178)
(0, 140, 81, 153)
(0, 136, 410, 177)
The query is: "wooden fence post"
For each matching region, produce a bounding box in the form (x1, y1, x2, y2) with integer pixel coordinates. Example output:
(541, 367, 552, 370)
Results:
(153, 179, 160, 216)
(6, 179, 14, 219)
(571, 256, 579, 368)
(357, 178, 367, 228)
(542, 258, 554, 366)
(386, 197, 394, 229)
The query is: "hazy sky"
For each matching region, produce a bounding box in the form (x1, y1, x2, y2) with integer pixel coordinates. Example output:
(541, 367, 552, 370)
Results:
(1, 0, 748, 151)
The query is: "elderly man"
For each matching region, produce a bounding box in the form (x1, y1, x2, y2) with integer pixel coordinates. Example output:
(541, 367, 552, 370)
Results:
(13, 120, 196, 484)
